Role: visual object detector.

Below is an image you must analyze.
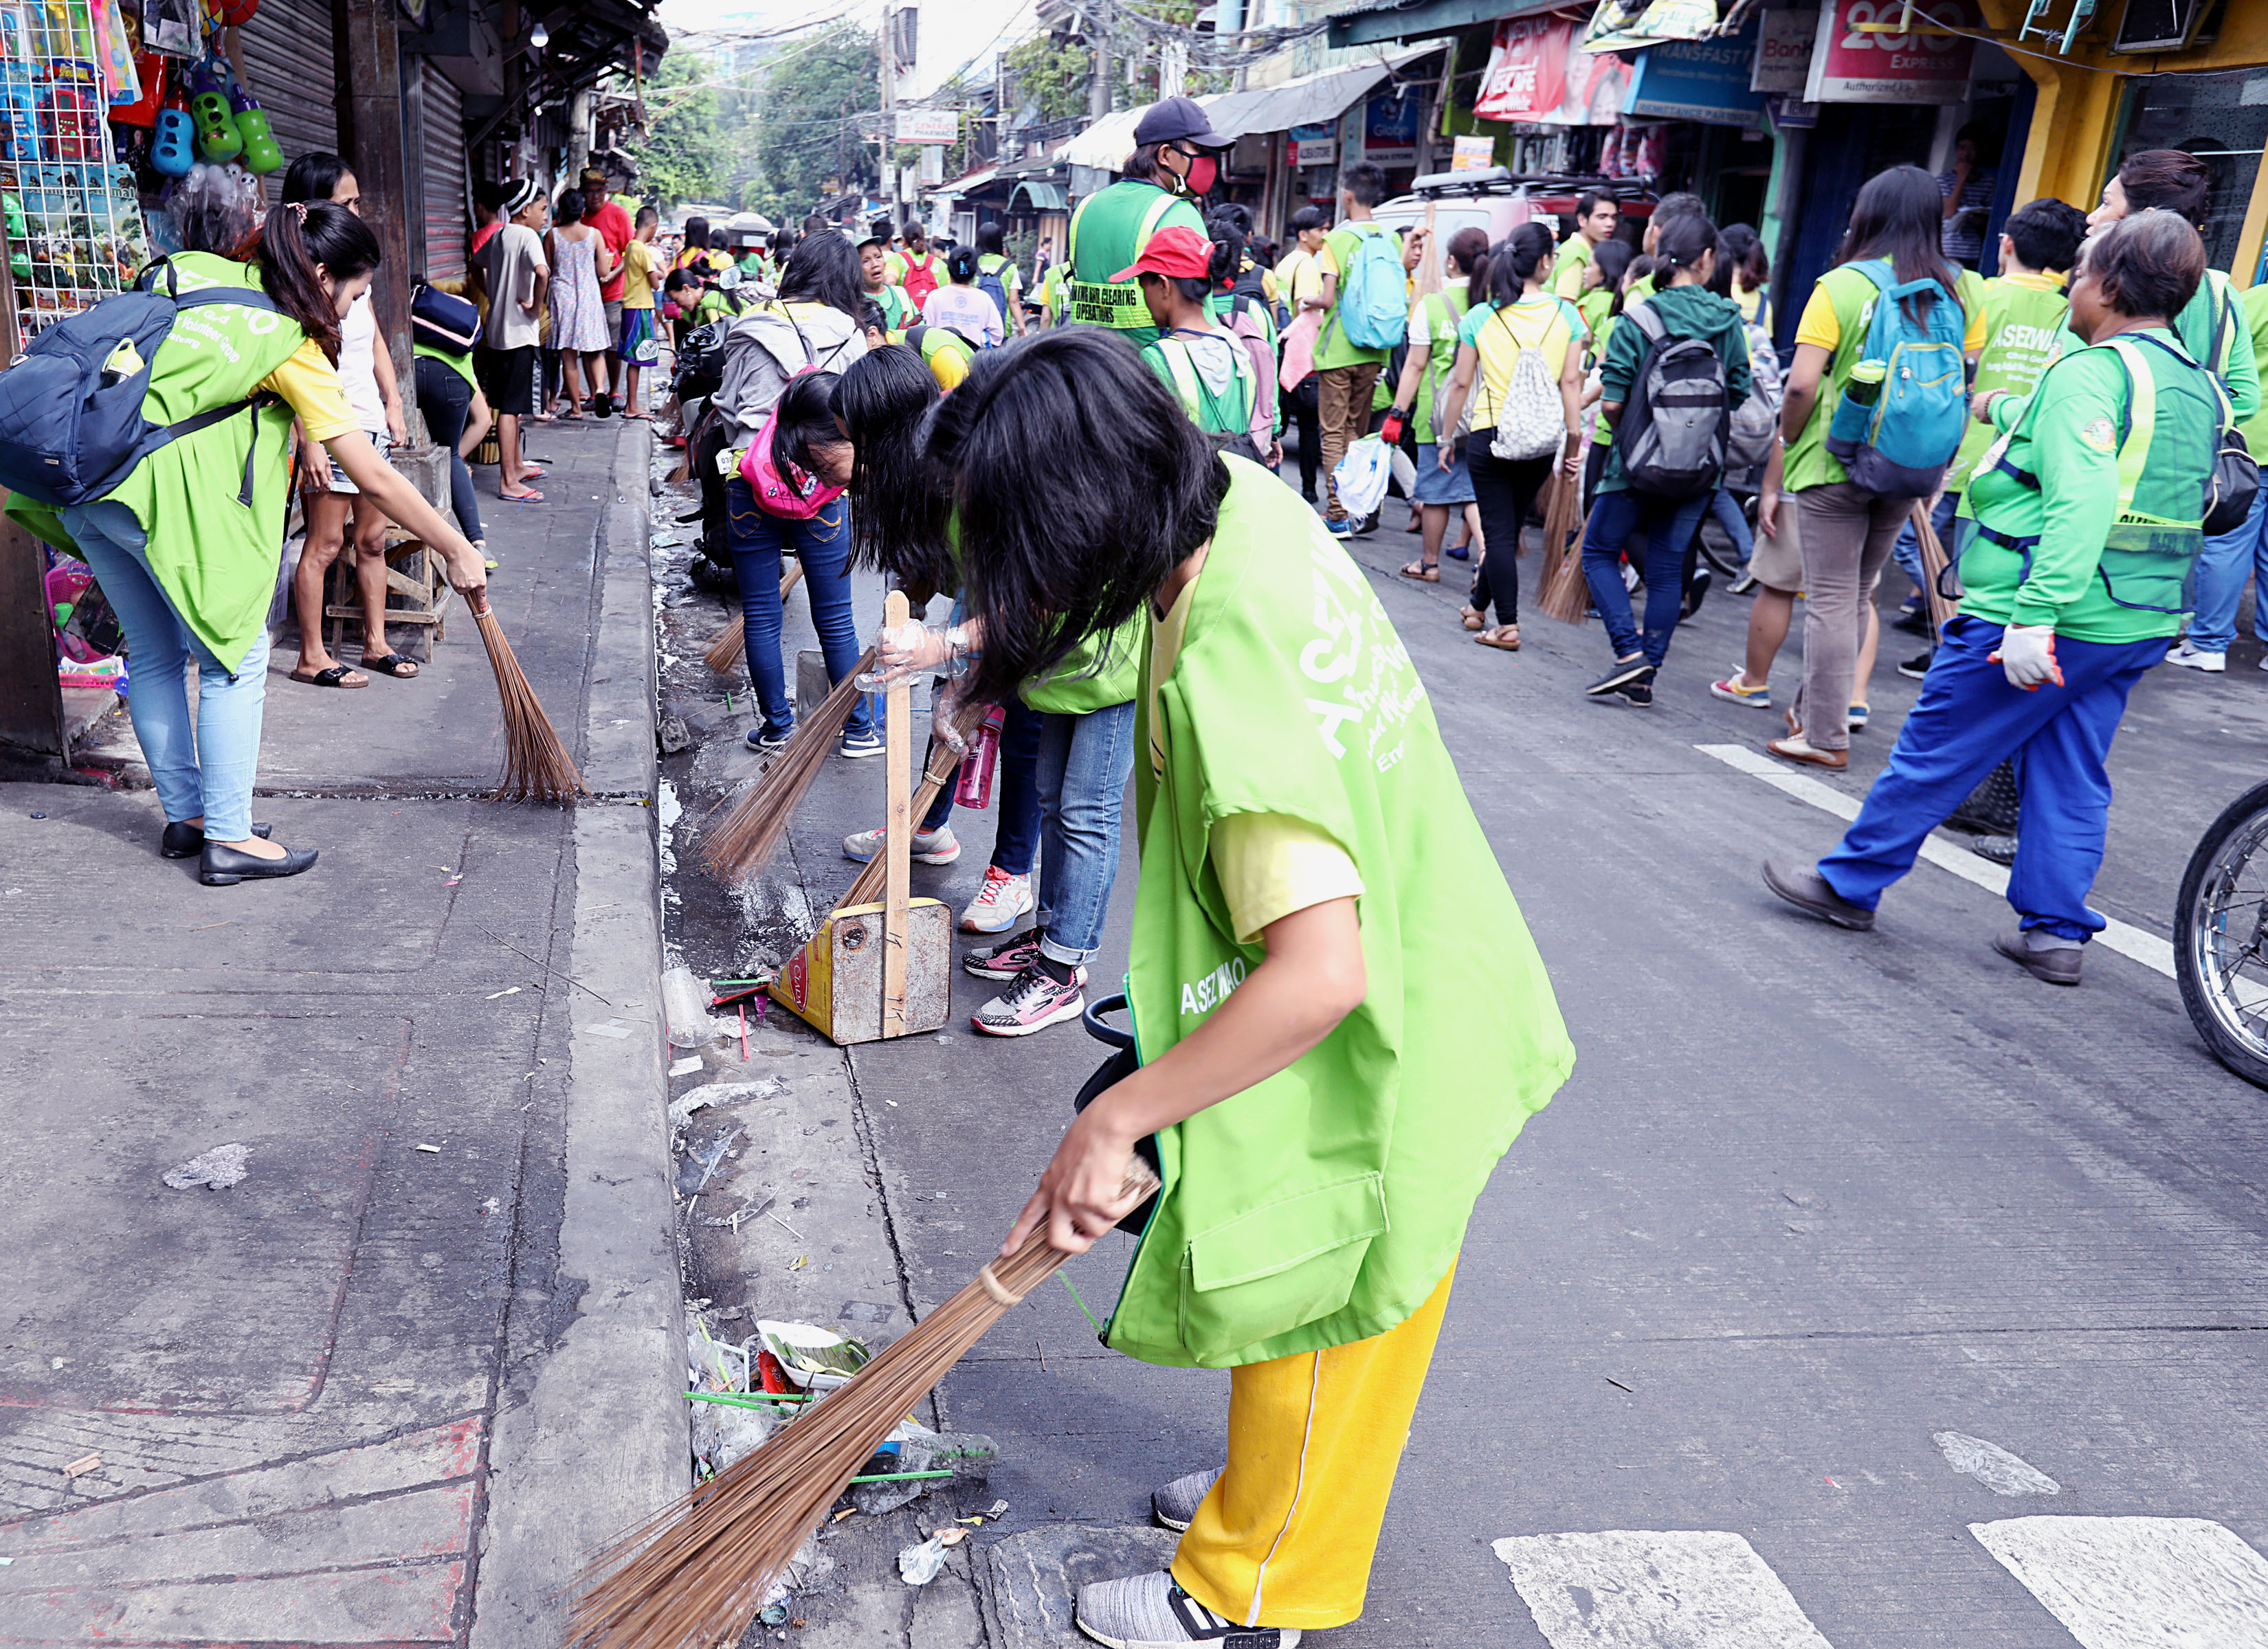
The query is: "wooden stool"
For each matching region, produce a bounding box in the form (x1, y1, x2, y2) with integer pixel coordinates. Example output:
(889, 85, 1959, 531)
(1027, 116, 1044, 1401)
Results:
(323, 527, 453, 655)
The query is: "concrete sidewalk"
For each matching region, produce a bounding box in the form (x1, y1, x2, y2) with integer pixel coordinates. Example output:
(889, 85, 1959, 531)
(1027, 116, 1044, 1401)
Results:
(0, 421, 683, 1648)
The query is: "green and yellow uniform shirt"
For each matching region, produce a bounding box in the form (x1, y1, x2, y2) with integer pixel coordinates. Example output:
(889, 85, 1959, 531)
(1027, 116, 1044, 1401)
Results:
(1789, 263, 1977, 492)
(1549, 236, 1594, 302)
(1947, 271, 2068, 492)
(1313, 221, 1403, 372)
(1454, 291, 1583, 436)
(1405, 286, 1472, 446)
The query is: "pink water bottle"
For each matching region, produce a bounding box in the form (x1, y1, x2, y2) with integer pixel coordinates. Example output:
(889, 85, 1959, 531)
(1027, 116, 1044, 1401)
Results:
(953, 704, 1008, 809)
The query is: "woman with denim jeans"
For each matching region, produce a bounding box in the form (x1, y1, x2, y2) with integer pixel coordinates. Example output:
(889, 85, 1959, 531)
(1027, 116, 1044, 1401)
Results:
(1581, 213, 1751, 706)
(6, 203, 487, 886)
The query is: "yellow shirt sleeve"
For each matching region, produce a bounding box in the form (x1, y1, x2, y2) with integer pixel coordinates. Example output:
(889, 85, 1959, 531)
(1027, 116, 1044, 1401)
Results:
(929, 346, 968, 392)
(1316, 243, 1339, 280)
(1964, 295, 1988, 356)
(1209, 811, 1365, 945)
(260, 338, 359, 442)
(1794, 284, 1841, 352)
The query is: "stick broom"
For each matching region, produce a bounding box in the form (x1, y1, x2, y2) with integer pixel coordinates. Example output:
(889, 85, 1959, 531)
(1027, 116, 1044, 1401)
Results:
(703, 563, 805, 677)
(1535, 436, 1592, 625)
(471, 594, 588, 803)
(702, 649, 876, 882)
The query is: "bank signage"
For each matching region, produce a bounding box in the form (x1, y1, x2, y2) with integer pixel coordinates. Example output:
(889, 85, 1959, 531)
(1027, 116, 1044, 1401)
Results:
(1751, 7, 1819, 93)
(1804, 0, 1977, 104)
(1625, 16, 1767, 126)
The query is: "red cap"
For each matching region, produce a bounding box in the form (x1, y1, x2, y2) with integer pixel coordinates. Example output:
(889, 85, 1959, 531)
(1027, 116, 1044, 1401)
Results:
(1109, 225, 1211, 284)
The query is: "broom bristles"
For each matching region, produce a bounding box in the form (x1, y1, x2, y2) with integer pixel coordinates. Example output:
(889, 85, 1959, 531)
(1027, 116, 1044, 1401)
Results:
(473, 605, 588, 803)
(1535, 443, 1592, 625)
(702, 649, 876, 882)
(834, 697, 990, 913)
(568, 1162, 1161, 1649)
(702, 564, 803, 676)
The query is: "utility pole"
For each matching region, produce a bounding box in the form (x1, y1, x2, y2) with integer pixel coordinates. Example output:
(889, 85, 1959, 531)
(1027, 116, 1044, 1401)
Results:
(880, 3, 898, 230)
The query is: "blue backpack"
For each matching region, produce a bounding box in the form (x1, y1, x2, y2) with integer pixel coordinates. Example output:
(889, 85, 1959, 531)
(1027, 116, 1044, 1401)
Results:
(1329, 225, 1407, 352)
(974, 256, 1012, 342)
(0, 259, 280, 509)
(1824, 258, 1968, 497)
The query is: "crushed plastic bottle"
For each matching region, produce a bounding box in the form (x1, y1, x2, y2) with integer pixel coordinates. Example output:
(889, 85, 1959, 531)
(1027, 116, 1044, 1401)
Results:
(660, 966, 711, 1048)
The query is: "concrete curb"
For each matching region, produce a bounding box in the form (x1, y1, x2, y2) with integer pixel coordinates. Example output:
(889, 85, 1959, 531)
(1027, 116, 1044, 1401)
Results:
(471, 420, 687, 1647)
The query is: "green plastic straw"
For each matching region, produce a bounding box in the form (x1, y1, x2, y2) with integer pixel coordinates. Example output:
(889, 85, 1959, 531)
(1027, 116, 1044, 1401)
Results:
(847, 1469, 953, 1484)
(1058, 1269, 1105, 1336)
(687, 1390, 813, 1409)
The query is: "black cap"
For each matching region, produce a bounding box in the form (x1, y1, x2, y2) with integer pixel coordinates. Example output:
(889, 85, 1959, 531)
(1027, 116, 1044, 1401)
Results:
(1133, 95, 1232, 151)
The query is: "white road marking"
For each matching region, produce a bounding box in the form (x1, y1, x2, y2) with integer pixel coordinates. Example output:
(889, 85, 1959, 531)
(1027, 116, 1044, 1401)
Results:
(1972, 1516, 2268, 1648)
(1696, 743, 2177, 978)
(1934, 1431, 2061, 1496)
(1493, 1529, 1834, 1648)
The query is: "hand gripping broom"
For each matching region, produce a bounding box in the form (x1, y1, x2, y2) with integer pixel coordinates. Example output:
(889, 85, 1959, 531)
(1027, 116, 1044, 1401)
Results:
(470, 593, 588, 803)
(568, 1161, 1161, 1649)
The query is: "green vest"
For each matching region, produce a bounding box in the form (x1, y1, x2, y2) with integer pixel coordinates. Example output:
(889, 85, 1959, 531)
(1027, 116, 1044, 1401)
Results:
(904, 322, 974, 377)
(1067, 181, 1204, 346)
(1109, 458, 1574, 1369)
(1412, 287, 1471, 446)
(1021, 616, 1141, 714)
(1949, 276, 2069, 491)
(1143, 332, 1256, 440)
(7, 251, 307, 671)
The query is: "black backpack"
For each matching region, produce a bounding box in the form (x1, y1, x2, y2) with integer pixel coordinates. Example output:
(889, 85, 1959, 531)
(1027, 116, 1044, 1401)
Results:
(1617, 302, 1731, 500)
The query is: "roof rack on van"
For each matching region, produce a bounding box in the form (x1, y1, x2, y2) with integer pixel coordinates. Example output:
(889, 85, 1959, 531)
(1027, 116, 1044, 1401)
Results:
(1405, 168, 1654, 203)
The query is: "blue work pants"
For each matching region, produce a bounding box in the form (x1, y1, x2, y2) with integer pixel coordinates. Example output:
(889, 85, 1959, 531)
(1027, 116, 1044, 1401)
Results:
(1817, 614, 2168, 941)
(726, 476, 872, 741)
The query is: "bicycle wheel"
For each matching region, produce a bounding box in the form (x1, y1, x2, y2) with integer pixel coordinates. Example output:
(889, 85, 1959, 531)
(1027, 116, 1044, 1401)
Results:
(2175, 778, 2268, 1090)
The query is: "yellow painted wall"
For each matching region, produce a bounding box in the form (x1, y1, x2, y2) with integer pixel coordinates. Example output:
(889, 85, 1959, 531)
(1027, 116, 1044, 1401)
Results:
(1978, 0, 2268, 282)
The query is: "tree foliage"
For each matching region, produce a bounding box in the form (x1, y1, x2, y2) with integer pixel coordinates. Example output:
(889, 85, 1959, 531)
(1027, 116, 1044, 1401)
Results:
(1003, 34, 1091, 124)
(741, 22, 880, 223)
(635, 53, 731, 210)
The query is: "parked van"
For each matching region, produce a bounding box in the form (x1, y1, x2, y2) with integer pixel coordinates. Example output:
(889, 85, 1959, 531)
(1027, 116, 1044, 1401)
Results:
(1371, 170, 1653, 284)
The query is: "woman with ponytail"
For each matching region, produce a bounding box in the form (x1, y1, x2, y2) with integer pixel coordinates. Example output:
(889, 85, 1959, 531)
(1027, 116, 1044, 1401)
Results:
(5, 201, 487, 886)
(1124, 223, 1271, 463)
(1388, 223, 1489, 583)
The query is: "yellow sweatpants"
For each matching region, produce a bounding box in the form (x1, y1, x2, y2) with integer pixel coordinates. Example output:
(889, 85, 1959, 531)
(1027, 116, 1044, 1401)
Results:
(1170, 1262, 1457, 1630)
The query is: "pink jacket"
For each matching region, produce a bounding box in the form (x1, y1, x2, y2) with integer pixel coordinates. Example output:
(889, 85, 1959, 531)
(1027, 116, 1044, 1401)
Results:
(738, 383, 845, 521)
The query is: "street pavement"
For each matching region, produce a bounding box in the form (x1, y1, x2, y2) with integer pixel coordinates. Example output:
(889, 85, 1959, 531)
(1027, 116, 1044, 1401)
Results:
(656, 489, 2268, 1648)
(0, 420, 682, 1649)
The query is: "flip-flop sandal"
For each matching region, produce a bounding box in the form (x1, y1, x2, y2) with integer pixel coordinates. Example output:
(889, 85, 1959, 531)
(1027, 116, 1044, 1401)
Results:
(1476, 627, 1522, 651)
(1399, 561, 1439, 582)
(500, 487, 544, 502)
(624, 410, 654, 421)
(290, 664, 368, 688)
(362, 653, 420, 678)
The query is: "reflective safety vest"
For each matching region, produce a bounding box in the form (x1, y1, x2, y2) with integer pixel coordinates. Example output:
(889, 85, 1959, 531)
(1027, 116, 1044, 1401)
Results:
(1147, 331, 1256, 443)
(1067, 181, 1201, 335)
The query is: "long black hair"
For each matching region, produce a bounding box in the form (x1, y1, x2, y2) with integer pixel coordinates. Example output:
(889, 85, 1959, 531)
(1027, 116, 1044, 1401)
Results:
(946, 243, 981, 284)
(261, 200, 379, 362)
(770, 370, 847, 483)
(1591, 237, 1634, 300)
(279, 150, 351, 206)
(926, 329, 1226, 707)
(779, 231, 864, 319)
(1655, 212, 1717, 284)
(1838, 164, 1960, 319)
(832, 345, 951, 593)
(1487, 223, 1555, 308)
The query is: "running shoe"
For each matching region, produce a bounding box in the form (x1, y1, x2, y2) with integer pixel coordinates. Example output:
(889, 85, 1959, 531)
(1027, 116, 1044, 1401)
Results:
(1710, 673, 1770, 708)
(1615, 680, 1654, 708)
(1324, 517, 1354, 539)
(1075, 1571, 1299, 1649)
(838, 728, 885, 758)
(959, 866, 1034, 932)
(964, 928, 1044, 980)
(1848, 704, 1869, 731)
(841, 823, 960, 864)
(1151, 1468, 1222, 1532)
(971, 962, 1085, 1037)
(1728, 567, 1758, 596)
(745, 723, 793, 754)
(1899, 650, 1933, 680)
(2167, 640, 2227, 673)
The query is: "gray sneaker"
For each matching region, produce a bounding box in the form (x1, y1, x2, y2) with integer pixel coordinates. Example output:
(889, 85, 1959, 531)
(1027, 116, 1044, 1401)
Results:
(1075, 1570, 1299, 1649)
(1151, 1468, 1221, 1532)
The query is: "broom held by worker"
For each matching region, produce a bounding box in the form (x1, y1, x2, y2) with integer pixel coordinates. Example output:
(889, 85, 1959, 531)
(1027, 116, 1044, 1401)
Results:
(5, 201, 486, 887)
(925, 329, 1572, 1646)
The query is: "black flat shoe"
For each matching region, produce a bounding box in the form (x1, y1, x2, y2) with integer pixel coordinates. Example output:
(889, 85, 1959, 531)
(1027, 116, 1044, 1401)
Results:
(163, 820, 271, 858)
(1992, 928, 2082, 985)
(200, 842, 319, 886)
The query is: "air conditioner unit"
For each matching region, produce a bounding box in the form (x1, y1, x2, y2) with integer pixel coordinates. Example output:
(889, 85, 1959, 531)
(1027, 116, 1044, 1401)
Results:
(2111, 0, 2213, 52)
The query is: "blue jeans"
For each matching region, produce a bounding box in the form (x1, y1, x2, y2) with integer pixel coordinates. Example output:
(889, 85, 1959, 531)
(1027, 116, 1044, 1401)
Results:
(1032, 699, 1136, 966)
(1817, 614, 2168, 941)
(1581, 489, 1710, 666)
(2186, 484, 2268, 655)
(920, 695, 1043, 878)
(1892, 489, 1960, 600)
(64, 500, 269, 841)
(726, 475, 871, 740)
(1709, 487, 1753, 564)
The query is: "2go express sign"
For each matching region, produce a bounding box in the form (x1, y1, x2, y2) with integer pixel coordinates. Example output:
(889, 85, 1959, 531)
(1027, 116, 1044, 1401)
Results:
(1804, 0, 1977, 105)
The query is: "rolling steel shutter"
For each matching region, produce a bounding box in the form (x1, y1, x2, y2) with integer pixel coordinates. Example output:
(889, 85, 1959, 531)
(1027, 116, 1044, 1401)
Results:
(236, 0, 340, 192)
(418, 63, 467, 281)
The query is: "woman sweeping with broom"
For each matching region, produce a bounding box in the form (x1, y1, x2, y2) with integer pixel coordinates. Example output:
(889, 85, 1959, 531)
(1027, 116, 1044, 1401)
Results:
(905, 328, 1575, 1646)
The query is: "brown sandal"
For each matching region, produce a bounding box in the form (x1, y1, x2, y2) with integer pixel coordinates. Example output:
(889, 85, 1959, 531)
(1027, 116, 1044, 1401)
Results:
(1460, 605, 1486, 631)
(1476, 625, 1522, 651)
(1399, 561, 1440, 583)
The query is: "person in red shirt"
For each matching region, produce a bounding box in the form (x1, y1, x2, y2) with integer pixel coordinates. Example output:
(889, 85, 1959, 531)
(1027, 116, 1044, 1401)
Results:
(581, 166, 634, 414)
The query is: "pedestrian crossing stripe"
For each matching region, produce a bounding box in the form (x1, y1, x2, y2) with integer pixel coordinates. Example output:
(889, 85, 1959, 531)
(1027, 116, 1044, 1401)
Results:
(1494, 1517, 2268, 1647)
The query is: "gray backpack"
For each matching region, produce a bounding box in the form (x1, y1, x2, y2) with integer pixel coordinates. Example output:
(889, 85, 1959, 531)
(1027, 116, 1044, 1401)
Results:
(1619, 301, 1731, 500)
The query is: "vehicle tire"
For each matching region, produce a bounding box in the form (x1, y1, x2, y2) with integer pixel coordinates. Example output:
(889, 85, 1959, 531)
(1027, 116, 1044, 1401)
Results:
(2175, 778, 2268, 1090)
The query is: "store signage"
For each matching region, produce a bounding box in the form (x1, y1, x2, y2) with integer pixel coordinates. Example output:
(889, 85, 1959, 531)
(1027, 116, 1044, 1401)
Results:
(896, 109, 959, 144)
(1450, 134, 1496, 171)
(1751, 8, 1819, 93)
(1625, 16, 1766, 126)
(1364, 89, 1420, 165)
(1804, 0, 1977, 105)
(1290, 122, 1335, 166)
(1474, 13, 1632, 126)
(920, 146, 944, 185)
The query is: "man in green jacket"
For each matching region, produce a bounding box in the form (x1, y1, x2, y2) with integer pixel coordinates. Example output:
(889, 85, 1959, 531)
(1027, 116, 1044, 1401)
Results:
(1764, 209, 2224, 987)
(1063, 95, 1227, 346)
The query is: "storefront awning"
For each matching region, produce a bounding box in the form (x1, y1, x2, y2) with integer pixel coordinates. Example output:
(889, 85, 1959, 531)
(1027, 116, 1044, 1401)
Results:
(1009, 181, 1069, 212)
(1327, 0, 1562, 49)
(933, 167, 999, 200)
(1204, 49, 1430, 139)
(1056, 101, 1214, 171)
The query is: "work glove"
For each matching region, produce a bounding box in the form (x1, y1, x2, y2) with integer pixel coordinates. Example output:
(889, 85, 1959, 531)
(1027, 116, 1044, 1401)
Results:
(1991, 624, 2063, 691)
(857, 618, 970, 692)
(1378, 407, 1407, 447)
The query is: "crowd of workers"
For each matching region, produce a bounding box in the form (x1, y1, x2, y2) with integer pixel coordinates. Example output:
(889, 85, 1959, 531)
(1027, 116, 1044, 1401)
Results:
(11, 85, 2255, 1648)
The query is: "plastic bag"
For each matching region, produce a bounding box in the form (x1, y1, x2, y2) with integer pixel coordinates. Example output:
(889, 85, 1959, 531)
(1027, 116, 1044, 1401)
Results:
(1278, 309, 1320, 392)
(1333, 436, 1391, 521)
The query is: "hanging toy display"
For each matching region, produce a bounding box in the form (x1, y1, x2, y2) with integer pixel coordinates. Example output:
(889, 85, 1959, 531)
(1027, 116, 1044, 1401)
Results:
(186, 58, 238, 163)
(223, 63, 276, 172)
(201, 0, 260, 26)
(151, 75, 193, 175)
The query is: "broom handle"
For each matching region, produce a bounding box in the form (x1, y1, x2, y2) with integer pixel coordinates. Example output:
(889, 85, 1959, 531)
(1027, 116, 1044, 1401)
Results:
(977, 1160, 1163, 1305)
(1911, 500, 1957, 635)
(834, 696, 994, 914)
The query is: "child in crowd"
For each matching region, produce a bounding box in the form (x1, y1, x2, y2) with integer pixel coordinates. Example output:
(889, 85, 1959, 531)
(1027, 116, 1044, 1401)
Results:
(616, 207, 663, 419)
